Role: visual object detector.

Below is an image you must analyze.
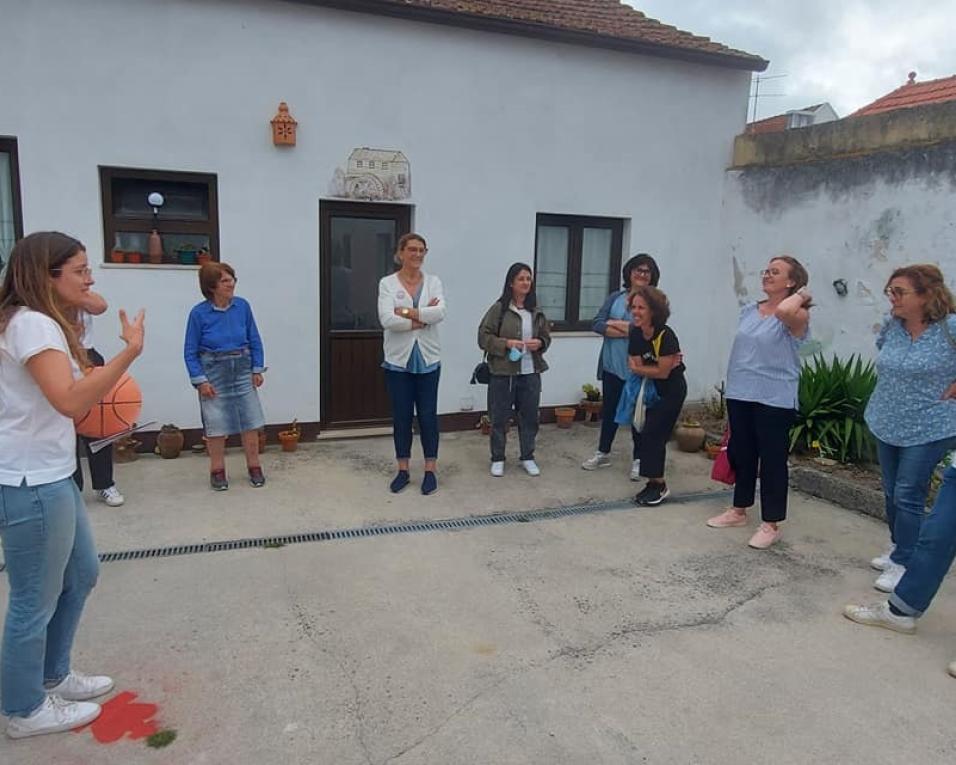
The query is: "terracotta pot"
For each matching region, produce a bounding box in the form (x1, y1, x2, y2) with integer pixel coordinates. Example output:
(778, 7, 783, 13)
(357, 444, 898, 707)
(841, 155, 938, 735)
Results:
(110, 249, 125, 263)
(480, 421, 491, 436)
(675, 422, 706, 452)
(704, 443, 722, 460)
(278, 431, 299, 452)
(555, 406, 576, 429)
(196, 251, 212, 265)
(157, 425, 184, 459)
(148, 230, 164, 264)
(126, 250, 143, 264)
(579, 399, 603, 423)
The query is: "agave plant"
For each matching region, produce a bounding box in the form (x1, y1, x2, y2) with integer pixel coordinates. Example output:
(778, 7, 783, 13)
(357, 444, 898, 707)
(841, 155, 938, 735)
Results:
(789, 354, 877, 464)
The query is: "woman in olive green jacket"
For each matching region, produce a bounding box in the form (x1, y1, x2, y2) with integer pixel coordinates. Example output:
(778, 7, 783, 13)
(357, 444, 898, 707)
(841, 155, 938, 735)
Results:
(477, 262, 551, 477)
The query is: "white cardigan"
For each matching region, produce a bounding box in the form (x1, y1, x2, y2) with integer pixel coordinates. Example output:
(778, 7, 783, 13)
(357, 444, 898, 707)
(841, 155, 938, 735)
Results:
(378, 271, 446, 368)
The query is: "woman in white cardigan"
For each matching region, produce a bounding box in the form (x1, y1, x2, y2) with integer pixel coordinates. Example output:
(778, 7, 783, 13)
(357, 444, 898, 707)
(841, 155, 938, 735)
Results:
(377, 233, 446, 495)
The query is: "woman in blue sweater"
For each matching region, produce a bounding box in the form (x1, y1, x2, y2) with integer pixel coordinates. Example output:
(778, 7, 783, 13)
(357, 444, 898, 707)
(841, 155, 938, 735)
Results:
(184, 262, 266, 490)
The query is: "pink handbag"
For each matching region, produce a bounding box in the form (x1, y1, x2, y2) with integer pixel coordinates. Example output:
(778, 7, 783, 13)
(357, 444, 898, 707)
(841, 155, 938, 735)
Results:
(710, 427, 736, 485)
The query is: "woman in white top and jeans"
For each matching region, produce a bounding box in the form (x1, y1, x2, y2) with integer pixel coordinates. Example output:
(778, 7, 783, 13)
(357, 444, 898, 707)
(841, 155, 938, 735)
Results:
(707, 256, 811, 549)
(0, 232, 144, 738)
(377, 233, 446, 495)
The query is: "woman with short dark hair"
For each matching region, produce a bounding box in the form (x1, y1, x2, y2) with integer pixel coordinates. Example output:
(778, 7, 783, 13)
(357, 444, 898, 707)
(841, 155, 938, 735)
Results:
(184, 262, 267, 490)
(478, 262, 551, 477)
(582, 253, 661, 479)
(627, 285, 685, 505)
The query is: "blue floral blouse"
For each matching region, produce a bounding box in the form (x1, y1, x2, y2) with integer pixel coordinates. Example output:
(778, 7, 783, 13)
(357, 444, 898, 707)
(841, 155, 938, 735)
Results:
(864, 314, 956, 447)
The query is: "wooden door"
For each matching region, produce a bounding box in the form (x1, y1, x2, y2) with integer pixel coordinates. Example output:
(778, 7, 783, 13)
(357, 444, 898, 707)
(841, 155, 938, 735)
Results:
(320, 201, 410, 427)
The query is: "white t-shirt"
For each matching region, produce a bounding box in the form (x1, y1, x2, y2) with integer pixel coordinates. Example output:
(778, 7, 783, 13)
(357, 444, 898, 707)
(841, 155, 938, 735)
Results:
(0, 308, 81, 486)
(515, 306, 535, 375)
(80, 311, 94, 350)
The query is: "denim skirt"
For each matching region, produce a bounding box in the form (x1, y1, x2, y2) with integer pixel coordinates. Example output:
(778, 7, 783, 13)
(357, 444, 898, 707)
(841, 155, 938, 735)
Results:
(198, 350, 265, 437)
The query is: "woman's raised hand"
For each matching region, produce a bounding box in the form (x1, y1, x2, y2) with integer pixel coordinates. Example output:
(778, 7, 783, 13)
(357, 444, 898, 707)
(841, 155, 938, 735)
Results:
(118, 309, 145, 356)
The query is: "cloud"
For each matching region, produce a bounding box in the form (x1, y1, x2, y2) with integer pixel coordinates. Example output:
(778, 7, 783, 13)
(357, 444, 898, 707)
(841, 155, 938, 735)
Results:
(630, 0, 956, 117)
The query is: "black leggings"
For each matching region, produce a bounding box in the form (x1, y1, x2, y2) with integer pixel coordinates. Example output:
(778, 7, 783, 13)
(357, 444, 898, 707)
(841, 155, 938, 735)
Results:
(635, 376, 687, 479)
(727, 399, 796, 522)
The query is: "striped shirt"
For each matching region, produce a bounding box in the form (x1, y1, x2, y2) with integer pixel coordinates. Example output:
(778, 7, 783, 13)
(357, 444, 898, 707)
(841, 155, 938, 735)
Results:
(725, 303, 807, 410)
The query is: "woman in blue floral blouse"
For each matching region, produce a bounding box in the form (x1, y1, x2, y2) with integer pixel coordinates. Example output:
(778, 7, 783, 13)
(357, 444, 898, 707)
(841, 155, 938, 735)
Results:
(863, 264, 956, 594)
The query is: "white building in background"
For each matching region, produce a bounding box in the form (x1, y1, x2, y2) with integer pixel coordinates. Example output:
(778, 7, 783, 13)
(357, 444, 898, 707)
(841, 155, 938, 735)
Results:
(0, 0, 766, 437)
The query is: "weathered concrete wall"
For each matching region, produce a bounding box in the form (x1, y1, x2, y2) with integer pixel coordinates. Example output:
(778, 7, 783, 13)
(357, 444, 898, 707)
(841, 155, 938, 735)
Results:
(722, 140, 956, 361)
(733, 101, 956, 168)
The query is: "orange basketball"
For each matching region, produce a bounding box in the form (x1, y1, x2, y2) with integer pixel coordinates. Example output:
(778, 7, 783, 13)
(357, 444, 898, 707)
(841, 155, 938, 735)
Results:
(74, 372, 143, 439)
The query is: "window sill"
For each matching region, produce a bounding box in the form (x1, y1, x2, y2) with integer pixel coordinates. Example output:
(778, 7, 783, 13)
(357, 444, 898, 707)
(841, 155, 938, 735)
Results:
(101, 263, 202, 270)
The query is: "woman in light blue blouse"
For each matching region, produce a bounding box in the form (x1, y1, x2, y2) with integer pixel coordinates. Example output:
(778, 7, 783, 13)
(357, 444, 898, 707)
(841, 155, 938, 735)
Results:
(184, 262, 266, 491)
(861, 264, 956, 593)
(707, 256, 811, 550)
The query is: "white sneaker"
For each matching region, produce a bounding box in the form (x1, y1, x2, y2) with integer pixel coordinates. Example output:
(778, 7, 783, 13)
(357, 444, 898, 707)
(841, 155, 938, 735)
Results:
(6, 695, 101, 739)
(874, 561, 906, 593)
(45, 670, 114, 701)
(490, 461, 504, 477)
(629, 459, 641, 481)
(98, 486, 124, 507)
(581, 451, 611, 470)
(842, 602, 916, 634)
(521, 460, 540, 477)
(870, 543, 896, 571)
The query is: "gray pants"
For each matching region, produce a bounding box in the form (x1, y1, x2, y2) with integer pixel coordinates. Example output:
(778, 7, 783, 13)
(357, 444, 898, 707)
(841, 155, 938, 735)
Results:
(488, 373, 541, 462)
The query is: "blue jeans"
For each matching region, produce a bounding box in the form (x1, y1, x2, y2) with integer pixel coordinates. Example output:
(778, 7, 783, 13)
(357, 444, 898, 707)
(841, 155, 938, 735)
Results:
(877, 437, 956, 566)
(890, 465, 956, 616)
(384, 369, 440, 460)
(0, 478, 99, 717)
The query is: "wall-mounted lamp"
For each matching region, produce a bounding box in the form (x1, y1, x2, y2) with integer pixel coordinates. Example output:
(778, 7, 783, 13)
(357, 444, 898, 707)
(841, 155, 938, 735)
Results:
(146, 192, 165, 264)
(271, 101, 297, 146)
(832, 278, 848, 297)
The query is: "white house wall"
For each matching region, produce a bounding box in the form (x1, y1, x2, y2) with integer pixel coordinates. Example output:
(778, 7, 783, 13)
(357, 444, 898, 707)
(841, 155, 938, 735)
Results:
(721, 143, 956, 361)
(1, 0, 751, 428)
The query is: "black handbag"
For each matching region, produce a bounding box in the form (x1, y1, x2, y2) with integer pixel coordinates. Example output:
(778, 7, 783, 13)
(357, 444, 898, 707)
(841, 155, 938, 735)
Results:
(471, 304, 505, 384)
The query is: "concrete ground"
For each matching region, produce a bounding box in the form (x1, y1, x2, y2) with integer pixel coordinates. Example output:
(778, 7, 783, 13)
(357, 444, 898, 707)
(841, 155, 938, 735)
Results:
(2, 423, 955, 764)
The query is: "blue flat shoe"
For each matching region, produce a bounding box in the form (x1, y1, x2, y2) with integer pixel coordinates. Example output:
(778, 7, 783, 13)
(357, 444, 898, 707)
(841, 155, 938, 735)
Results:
(421, 471, 438, 496)
(389, 470, 410, 493)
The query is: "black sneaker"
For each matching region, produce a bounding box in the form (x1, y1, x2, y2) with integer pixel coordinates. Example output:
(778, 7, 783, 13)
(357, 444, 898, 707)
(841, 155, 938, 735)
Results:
(248, 467, 266, 487)
(635, 482, 669, 506)
(210, 470, 229, 491)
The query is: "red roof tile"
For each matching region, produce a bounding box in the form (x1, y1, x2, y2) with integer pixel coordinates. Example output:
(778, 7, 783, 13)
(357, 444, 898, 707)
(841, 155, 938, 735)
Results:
(745, 114, 788, 135)
(853, 73, 956, 117)
(319, 1, 767, 69)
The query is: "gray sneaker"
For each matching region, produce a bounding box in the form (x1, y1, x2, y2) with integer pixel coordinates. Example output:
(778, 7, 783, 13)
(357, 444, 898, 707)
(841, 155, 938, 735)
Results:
(842, 602, 916, 634)
(581, 451, 611, 470)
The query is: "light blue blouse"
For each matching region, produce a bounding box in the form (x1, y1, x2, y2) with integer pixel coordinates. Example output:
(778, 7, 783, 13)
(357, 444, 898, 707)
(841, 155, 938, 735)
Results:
(725, 303, 808, 410)
(381, 284, 440, 375)
(864, 315, 956, 447)
(598, 292, 631, 381)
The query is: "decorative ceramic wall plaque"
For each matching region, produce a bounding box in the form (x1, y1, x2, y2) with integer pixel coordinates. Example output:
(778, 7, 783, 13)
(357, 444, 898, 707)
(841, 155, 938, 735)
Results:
(329, 148, 411, 201)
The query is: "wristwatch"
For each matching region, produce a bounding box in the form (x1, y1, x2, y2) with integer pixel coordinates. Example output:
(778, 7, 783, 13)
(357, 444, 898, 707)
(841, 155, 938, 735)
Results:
(401, 307, 411, 317)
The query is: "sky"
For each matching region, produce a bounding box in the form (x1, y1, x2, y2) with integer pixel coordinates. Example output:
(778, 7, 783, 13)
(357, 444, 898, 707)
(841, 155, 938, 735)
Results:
(629, 0, 956, 120)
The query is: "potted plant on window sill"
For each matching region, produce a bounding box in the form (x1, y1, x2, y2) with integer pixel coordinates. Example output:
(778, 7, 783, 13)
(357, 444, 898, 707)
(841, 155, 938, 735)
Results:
(579, 383, 603, 422)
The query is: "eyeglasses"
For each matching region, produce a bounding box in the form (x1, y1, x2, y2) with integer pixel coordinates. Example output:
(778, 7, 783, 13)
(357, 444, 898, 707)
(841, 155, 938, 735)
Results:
(634, 267, 652, 276)
(51, 266, 93, 278)
(761, 268, 784, 277)
(884, 287, 916, 299)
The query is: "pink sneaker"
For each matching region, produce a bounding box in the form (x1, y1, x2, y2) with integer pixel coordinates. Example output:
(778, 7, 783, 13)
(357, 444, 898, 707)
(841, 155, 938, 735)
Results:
(748, 523, 781, 549)
(706, 508, 748, 528)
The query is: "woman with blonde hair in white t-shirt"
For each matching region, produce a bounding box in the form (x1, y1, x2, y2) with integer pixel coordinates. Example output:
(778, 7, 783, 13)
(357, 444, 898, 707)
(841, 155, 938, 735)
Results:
(0, 231, 144, 739)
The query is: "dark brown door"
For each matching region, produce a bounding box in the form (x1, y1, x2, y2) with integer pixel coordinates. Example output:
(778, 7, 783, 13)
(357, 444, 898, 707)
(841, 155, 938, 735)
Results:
(320, 201, 410, 427)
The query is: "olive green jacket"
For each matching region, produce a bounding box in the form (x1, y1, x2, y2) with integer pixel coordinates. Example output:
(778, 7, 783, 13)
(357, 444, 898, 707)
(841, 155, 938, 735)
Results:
(477, 301, 551, 376)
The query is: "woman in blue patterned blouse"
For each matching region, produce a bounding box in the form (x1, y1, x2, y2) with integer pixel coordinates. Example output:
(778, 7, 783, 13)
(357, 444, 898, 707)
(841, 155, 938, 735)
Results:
(861, 264, 956, 593)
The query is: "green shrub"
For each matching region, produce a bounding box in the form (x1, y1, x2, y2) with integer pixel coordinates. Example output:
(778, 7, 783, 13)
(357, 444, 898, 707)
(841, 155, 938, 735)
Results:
(789, 354, 877, 464)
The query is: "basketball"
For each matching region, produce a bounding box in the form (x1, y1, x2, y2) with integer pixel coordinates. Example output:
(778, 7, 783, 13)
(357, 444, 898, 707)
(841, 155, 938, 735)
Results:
(74, 372, 143, 439)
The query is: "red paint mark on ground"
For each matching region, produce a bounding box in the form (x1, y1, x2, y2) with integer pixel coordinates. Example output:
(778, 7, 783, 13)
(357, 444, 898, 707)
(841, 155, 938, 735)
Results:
(77, 691, 160, 743)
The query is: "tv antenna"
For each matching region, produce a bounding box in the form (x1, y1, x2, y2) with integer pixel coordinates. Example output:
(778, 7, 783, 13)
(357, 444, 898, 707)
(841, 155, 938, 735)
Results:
(750, 73, 788, 122)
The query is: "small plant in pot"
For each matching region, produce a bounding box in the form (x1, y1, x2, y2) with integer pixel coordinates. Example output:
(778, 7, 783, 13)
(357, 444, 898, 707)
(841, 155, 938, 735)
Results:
(476, 414, 492, 436)
(278, 419, 301, 452)
(580, 382, 603, 422)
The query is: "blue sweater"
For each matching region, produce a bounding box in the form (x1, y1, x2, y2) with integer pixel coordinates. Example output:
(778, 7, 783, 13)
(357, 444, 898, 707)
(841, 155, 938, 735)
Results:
(184, 297, 265, 384)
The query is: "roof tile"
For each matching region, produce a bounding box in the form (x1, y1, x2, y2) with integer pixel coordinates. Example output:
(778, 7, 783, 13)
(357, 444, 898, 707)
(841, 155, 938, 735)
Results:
(853, 73, 956, 117)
